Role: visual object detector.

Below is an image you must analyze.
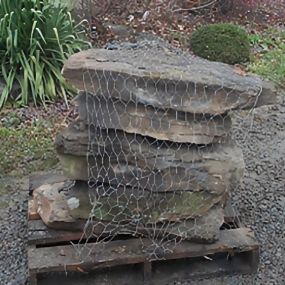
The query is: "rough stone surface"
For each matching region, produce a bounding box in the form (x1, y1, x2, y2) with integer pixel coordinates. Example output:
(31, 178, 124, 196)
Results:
(76, 92, 231, 144)
(32, 179, 224, 242)
(56, 121, 244, 194)
(63, 48, 276, 115)
(33, 181, 83, 225)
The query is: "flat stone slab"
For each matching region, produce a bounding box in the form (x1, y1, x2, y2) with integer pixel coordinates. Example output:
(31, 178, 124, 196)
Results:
(55, 121, 244, 194)
(33, 180, 225, 243)
(63, 48, 276, 115)
(76, 92, 231, 144)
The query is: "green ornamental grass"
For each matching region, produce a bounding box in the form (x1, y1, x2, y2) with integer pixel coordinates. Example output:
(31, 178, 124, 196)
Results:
(0, 0, 90, 108)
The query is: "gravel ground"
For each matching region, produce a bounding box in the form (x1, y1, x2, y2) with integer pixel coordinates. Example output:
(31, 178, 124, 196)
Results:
(0, 37, 284, 284)
(0, 177, 28, 285)
(187, 94, 285, 284)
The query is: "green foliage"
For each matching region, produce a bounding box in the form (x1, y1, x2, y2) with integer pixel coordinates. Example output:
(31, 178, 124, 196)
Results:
(248, 28, 285, 86)
(190, 23, 250, 65)
(0, 114, 57, 176)
(0, 0, 90, 108)
(50, 0, 78, 10)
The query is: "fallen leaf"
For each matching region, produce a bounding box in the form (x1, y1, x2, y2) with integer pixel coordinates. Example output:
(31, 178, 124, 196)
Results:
(234, 65, 247, 76)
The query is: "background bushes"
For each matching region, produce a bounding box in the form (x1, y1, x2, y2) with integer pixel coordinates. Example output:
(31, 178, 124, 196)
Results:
(190, 23, 250, 65)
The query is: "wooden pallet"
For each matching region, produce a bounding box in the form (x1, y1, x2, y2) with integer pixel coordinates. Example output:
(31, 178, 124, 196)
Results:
(28, 202, 259, 285)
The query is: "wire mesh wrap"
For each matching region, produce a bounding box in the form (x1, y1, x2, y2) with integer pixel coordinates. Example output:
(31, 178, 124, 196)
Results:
(57, 40, 275, 262)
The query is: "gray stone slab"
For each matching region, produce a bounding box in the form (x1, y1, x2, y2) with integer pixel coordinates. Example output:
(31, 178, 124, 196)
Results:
(76, 92, 231, 144)
(63, 48, 276, 115)
(55, 121, 244, 194)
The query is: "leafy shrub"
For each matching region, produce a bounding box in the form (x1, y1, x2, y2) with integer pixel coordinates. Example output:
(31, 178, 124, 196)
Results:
(0, 0, 90, 108)
(190, 23, 250, 65)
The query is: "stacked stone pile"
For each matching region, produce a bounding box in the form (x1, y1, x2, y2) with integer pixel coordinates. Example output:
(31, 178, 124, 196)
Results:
(33, 48, 276, 243)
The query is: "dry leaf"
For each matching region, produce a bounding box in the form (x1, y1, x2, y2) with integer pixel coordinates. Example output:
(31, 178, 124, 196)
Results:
(234, 65, 247, 76)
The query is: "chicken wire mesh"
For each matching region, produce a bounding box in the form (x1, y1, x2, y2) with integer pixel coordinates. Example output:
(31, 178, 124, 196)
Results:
(56, 43, 270, 263)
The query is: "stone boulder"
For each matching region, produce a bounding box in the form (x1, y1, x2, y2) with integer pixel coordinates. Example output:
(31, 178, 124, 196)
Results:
(55, 121, 244, 194)
(62, 48, 276, 115)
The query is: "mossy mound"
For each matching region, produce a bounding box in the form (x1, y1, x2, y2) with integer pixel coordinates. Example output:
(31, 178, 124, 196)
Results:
(190, 23, 250, 65)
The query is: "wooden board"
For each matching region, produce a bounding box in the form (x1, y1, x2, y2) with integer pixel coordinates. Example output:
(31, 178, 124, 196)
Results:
(29, 227, 259, 275)
(28, 220, 85, 246)
(32, 250, 259, 285)
(224, 198, 241, 226)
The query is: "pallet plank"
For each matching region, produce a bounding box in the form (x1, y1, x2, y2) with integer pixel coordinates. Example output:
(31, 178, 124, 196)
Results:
(34, 250, 259, 285)
(29, 228, 258, 274)
(28, 220, 85, 245)
(143, 261, 153, 285)
(152, 249, 259, 285)
(224, 198, 241, 226)
(28, 245, 38, 285)
(28, 272, 38, 285)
